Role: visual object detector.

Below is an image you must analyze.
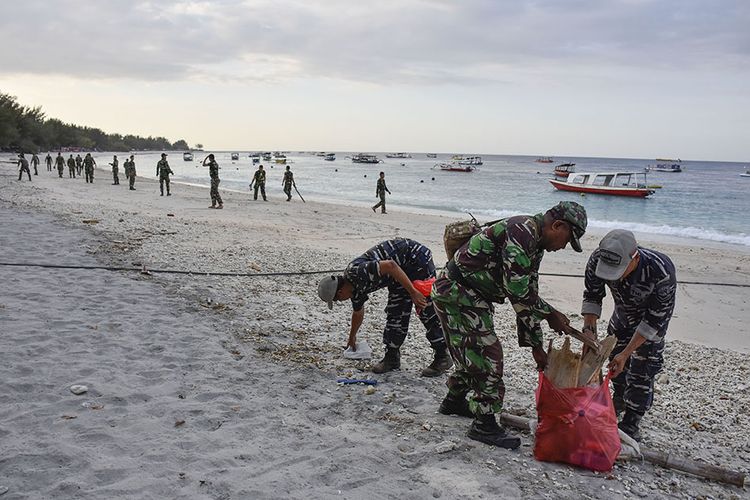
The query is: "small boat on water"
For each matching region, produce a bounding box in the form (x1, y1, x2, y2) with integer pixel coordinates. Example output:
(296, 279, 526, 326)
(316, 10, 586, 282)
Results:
(456, 156, 483, 166)
(741, 169, 750, 178)
(553, 163, 575, 177)
(386, 152, 411, 159)
(231, 153, 240, 161)
(536, 157, 554, 163)
(275, 158, 287, 164)
(426, 153, 437, 158)
(351, 153, 381, 164)
(324, 153, 336, 161)
(183, 152, 193, 161)
(262, 152, 272, 161)
(647, 162, 682, 173)
(435, 162, 475, 173)
(550, 171, 655, 198)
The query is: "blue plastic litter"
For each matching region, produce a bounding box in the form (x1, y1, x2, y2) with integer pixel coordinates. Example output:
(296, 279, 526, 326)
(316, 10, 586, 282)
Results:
(337, 378, 378, 386)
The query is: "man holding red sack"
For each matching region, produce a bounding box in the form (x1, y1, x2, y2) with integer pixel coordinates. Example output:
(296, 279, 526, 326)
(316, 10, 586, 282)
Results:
(582, 229, 676, 441)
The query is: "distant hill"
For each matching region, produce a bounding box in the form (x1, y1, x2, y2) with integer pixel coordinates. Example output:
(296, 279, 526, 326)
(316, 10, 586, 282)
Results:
(0, 92, 192, 153)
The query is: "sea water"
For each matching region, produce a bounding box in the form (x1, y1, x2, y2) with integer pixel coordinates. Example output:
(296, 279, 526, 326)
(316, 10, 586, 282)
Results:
(104, 152, 750, 248)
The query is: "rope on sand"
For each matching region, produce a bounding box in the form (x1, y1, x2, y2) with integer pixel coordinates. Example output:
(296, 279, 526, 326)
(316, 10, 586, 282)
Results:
(0, 261, 749, 288)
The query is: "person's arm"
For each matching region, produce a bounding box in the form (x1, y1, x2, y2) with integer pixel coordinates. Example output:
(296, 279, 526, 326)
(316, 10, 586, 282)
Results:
(581, 250, 607, 341)
(385, 182, 391, 194)
(347, 308, 365, 350)
(202, 157, 210, 166)
(378, 260, 427, 309)
(156, 162, 160, 176)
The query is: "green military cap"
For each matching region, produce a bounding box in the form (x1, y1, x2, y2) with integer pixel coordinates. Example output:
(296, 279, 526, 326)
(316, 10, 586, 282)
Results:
(547, 201, 587, 252)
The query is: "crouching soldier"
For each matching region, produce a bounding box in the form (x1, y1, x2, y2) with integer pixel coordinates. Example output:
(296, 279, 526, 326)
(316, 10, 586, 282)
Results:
(581, 229, 676, 441)
(317, 238, 452, 377)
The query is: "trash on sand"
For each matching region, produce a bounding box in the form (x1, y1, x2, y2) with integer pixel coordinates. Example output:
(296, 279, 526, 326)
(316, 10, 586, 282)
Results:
(342, 341, 373, 360)
(337, 378, 378, 386)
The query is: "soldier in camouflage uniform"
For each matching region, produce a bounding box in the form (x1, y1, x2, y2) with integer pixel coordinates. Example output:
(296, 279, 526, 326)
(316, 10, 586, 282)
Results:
(67, 154, 76, 178)
(250, 164, 267, 201)
(282, 165, 295, 201)
(109, 155, 120, 185)
(372, 171, 391, 214)
(17, 153, 31, 181)
(30, 153, 40, 175)
(83, 153, 96, 183)
(431, 201, 587, 449)
(317, 238, 453, 377)
(202, 154, 223, 208)
(45, 153, 52, 172)
(156, 153, 173, 196)
(55, 153, 65, 178)
(75, 154, 83, 176)
(582, 229, 676, 441)
(125, 155, 136, 190)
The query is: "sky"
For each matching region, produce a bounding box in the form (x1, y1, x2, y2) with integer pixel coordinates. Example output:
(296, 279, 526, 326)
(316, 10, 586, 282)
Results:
(1, 0, 748, 161)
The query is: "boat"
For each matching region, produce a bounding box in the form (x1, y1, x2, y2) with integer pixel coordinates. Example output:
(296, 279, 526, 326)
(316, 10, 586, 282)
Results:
(231, 153, 240, 161)
(741, 170, 750, 178)
(647, 162, 682, 173)
(250, 153, 260, 164)
(656, 158, 681, 162)
(315, 152, 328, 157)
(262, 152, 272, 161)
(426, 153, 437, 158)
(435, 162, 475, 173)
(536, 157, 554, 163)
(324, 153, 335, 161)
(385, 152, 411, 159)
(275, 158, 287, 164)
(351, 153, 381, 164)
(553, 163, 575, 177)
(456, 156, 483, 166)
(550, 171, 655, 198)
(183, 152, 194, 162)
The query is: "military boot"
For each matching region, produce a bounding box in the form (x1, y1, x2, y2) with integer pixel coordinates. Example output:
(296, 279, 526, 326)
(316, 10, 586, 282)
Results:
(618, 411, 643, 442)
(372, 347, 400, 373)
(613, 395, 626, 416)
(438, 393, 473, 418)
(420, 346, 453, 377)
(467, 414, 521, 449)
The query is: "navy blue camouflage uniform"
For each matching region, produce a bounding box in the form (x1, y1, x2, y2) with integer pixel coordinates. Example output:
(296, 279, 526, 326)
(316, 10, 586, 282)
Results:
(345, 238, 445, 349)
(582, 247, 676, 416)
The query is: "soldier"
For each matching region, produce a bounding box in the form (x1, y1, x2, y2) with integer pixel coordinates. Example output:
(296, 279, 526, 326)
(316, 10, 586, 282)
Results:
(109, 155, 120, 185)
(55, 153, 65, 178)
(83, 153, 96, 183)
(250, 164, 267, 201)
(125, 154, 137, 190)
(75, 154, 83, 176)
(581, 229, 676, 441)
(67, 154, 76, 178)
(17, 153, 31, 181)
(156, 153, 173, 196)
(282, 165, 295, 201)
(372, 171, 391, 214)
(317, 238, 453, 377)
(45, 153, 52, 172)
(431, 202, 587, 449)
(202, 153, 223, 209)
(30, 153, 40, 175)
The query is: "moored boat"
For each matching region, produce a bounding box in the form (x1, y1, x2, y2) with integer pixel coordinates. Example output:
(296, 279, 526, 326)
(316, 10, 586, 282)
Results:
(425, 153, 437, 158)
(536, 157, 554, 163)
(324, 153, 335, 161)
(741, 169, 750, 178)
(456, 156, 483, 166)
(183, 152, 194, 161)
(435, 162, 475, 172)
(231, 153, 240, 161)
(275, 158, 287, 164)
(550, 171, 655, 198)
(351, 153, 381, 164)
(385, 152, 411, 158)
(262, 152, 272, 161)
(553, 163, 575, 177)
(647, 162, 682, 173)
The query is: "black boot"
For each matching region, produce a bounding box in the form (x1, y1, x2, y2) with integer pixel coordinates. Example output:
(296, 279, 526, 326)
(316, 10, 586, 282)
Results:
(372, 347, 400, 373)
(438, 393, 473, 418)
(421, 346, 453, 377)
(618, 411, 642, 442)
(467, 414, 521, 449)
(613, 395, 626, 416)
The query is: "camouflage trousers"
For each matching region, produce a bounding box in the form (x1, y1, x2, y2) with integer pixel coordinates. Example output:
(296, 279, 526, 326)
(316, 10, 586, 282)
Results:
(69, 166, 76, 178)
(608, 308, 667, 417)
(373, 193, 386, 213)
(210, 178, 223, 205)
(160, 175, 171, 195)
(432, 274, 504, 415)
(85, 167, 94, 183)
(57, 166, 64, 178)
(18, 165, 31, 181)
(253, 182, 266, 200)
(284, 183, 293, 201)
(112, 167, 119, 185)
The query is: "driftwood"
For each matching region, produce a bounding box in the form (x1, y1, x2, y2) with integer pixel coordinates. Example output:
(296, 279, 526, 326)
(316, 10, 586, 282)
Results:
(498, 413, 745, 487)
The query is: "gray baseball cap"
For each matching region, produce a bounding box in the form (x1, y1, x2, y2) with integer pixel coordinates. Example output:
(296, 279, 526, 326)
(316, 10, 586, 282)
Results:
(595, 229, 638, 280)
(318, 275, 340, 309)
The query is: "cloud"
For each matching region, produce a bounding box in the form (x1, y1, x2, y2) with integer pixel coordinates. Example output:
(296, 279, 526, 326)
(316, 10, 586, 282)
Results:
(1, 0, 748, 85)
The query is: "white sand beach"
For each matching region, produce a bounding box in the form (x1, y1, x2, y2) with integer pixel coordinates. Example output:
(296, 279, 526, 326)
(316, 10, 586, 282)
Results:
(1, 168, 749, 499)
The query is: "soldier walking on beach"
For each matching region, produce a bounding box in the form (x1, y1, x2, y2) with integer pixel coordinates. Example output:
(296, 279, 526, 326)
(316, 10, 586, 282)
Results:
(55, 152, 65, 178)
(45, 153, 52, 172)
(17, 153, 31, 181)
(109, 155, 120, 185)
(282, 165, 295, 201)
(581, 229, 676, 442)
(372, 171, 391, 214)
(30, 153, 40, 175)
(67, 154, 76, 178)
(83, 153, 96, 183)
(124, 155, 136, 190)
(431, 202, 587, 449)
(156, 153, 173, 196)
(75, 154, 83, 176)
(250, 164, 267, 201)
(202, 153, 223, 209)
(317, 238, 453, 377)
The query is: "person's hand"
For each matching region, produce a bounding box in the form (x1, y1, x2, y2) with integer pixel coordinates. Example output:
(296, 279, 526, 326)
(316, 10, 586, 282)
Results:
(608, 352, 629, 377)
(581, 317, 598, 355)
(411, 291, 428, 310)
(346, 339, 357, 351)
(546, 309, 571, 334)
(532, 345, 548, 371)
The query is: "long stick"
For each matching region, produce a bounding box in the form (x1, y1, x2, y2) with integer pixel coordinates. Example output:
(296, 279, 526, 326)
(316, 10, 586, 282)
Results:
(498, 413, 746, 487)
(294, 185, 305, 203)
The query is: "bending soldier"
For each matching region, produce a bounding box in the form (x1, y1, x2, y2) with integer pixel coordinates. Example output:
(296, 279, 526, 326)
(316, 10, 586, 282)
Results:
(156, 153, 173, 196)
(250, 164, 267, 201)
(17, 153, 31, 181)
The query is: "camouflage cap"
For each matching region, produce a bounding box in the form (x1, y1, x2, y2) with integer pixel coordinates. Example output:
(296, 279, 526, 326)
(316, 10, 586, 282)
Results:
(547, 201, 587, 252)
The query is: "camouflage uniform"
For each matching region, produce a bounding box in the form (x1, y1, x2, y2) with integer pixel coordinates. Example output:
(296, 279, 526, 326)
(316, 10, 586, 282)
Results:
(17, 155, 31, 181)
(55, 154, 65, 178)
(110, 157, 119, 185)
(83, 154, 96, 183)
(125, 157, 136, 190)
(283, 169, 294, 201)
(251, 168, 267, 201)
(156, 157, 173, 196)
(45, 154, 52, 172)
(207, 158, 223, 206)
(67, 156, 76, 178)
(30, 154, 39, 175)
(582, 247, 676, 417)
(372, 177, 390, 213)
(75, 154, 83, 176)
(346, 238, 445, 349)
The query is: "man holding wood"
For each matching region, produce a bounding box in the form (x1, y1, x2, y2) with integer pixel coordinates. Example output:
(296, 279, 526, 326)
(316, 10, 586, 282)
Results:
(431, 201, 587, 449)
(581, 229, 676, 441)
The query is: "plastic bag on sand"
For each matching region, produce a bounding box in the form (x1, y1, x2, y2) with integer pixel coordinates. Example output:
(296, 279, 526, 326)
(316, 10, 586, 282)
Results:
(617, 429, 642, 462)
(534, 372, 621, 472)
(343, 341, 373, 360)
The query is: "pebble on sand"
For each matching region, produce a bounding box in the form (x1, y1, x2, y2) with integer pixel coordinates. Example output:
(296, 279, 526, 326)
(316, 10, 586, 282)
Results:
(434, 441, 457, 454)
(69, 384, 88, 395)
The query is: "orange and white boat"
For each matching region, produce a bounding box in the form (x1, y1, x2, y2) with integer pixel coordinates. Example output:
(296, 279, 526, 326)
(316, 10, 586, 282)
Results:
(553, 163, 575, 177)
(550, 171, 655, 198)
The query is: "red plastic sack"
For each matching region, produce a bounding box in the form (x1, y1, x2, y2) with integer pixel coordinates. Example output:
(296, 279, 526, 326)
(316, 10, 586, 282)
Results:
(534, 372, 621, 472)
(412, 278, 436, 297)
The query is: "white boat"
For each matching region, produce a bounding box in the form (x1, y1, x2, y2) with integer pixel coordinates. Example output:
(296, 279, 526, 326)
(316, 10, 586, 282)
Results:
(647, 162, 682, 173)
(324, 153, 335, 161)
(426, 153, 437, 158)
(385, 152, 411, 159)
(456, 156, 483, 166)
(262, 152, 272, 161)
(231, 153, 240, 161)
(550, 171, 655, 198)
(435, 162, 475, 173)
(351, 153, 381, 164)
(553, 163, 575, 177)
(741, 170, 750, 178)
(183, 152, 193, 161)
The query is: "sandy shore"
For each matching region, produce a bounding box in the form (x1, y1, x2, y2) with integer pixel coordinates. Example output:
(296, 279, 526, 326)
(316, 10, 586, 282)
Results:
(0, 167, 748, 498)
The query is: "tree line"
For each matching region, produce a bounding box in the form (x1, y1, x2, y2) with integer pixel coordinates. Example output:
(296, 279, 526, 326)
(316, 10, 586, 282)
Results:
(0, 92, 193, 153)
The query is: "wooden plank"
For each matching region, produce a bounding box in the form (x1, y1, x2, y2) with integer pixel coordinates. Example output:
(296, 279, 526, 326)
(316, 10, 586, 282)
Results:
(577, 335, 618, 387)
